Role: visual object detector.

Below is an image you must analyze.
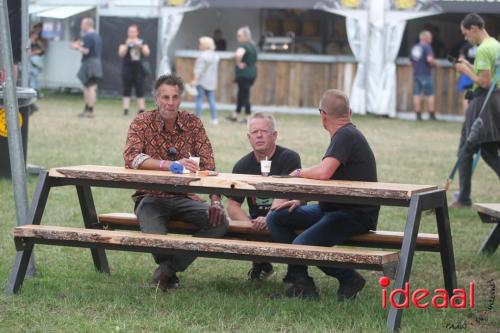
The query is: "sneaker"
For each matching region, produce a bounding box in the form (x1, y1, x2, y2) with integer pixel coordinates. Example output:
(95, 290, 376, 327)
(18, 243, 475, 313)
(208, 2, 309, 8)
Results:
(77, 110, 94, 118)
(449, 200, 472, 209)
(226, 115, 238, 122)
(239, 118, 248, 124)
(429, 113, 437, 120)
(123, 109, 129, 116)
(248, 262, 274, 281)
(210, 118, 219, 125)
(416, 113, 422, 121)
(149, 267, 179, 291)
(285, 275, 319, 300)
(336, 271, 366, 302)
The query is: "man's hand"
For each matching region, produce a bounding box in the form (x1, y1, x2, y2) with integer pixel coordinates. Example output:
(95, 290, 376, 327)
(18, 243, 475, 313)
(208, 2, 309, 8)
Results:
(251, 216, 267, 231)
(177, 158, 199, 172)
(71, 40, 81, 50)
(271, 200, 302, 212)
(208, 202, 225, 226)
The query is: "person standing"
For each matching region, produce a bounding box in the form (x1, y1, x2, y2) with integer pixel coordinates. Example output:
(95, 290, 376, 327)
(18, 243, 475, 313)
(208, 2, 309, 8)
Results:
(266, 90, 379, 300)
(226, 112, 301, 281)
(410, 30, 437, 121)
(118, 24, 150, 116)
(123, 74, 228, 291)
(227, 26, 257, 123)
(450, 13, 500, 208)
(213, 29, 227, 51)
(191, 36, 220, 124)
(72, 18, 102, 118)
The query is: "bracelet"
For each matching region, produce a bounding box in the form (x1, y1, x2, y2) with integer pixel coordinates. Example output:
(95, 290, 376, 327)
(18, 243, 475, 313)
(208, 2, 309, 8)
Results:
(159, 160, 165, 170)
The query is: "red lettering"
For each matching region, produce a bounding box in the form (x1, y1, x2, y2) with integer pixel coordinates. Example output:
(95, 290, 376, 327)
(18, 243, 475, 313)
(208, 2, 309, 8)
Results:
(470, 280, 475, 308)
(382, 288, 387, 308)
(432, 289, 449, 308)
(390, 282, 410, 309)
(450, 289, 467, 308)
(412, 289, 430, 308)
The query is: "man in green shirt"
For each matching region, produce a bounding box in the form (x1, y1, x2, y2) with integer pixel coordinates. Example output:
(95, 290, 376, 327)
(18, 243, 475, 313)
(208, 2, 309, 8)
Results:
(451, 13, 500, 208)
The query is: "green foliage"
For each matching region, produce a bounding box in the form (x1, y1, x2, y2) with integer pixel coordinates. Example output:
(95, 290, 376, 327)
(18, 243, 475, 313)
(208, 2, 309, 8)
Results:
(0, 93, 498, 332)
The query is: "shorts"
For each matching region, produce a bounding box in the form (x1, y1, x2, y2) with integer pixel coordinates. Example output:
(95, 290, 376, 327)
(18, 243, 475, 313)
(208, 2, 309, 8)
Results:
(413, 75, 434, 96)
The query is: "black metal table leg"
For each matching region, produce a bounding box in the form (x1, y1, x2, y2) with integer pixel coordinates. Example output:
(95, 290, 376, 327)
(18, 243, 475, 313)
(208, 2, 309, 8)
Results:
(76, 185, 110, 274)
(5, 170, 51, 294)
(479, 223, 500, 254)
(387, 194, 423, 332)
(435, 194, 457, 296)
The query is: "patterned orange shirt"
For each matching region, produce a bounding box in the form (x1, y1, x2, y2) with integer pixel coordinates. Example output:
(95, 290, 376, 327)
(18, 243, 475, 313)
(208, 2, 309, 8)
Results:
(123, 109, 215, 201)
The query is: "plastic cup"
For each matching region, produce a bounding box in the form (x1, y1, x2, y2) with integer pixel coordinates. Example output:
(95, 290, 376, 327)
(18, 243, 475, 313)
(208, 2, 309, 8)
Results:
(189, 156, 200, 174)
(260, 160, 272, 177)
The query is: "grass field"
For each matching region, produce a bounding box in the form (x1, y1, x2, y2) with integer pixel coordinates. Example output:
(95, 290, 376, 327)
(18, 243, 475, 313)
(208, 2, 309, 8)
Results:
(0, 92, 498, 332)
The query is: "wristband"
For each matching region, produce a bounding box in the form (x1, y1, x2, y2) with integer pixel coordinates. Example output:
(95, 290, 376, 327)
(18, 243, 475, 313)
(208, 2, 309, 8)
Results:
(159, 160, 165, 170)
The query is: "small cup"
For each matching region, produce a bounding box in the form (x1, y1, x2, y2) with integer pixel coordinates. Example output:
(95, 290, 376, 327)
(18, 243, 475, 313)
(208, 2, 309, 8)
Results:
(189, 156, 200, 174)
(260, 160, 272, 177)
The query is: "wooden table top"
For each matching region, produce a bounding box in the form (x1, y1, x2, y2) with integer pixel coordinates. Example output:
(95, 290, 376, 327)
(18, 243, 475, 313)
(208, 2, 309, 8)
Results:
(49, 165, 438, 201)
(473, 203, 500, 219)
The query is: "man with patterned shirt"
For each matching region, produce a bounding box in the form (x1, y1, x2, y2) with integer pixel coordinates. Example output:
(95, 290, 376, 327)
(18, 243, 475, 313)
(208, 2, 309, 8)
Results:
(123, 74, 228, 291)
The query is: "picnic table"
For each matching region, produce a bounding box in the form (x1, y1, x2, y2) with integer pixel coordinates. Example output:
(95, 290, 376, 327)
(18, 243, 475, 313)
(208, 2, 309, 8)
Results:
(7, 165, 456, 332)
(473, 203, 500, 254)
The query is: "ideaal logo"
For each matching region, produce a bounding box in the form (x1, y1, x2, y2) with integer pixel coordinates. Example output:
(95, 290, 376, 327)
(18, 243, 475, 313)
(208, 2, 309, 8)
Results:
(378, 276, 475, 309)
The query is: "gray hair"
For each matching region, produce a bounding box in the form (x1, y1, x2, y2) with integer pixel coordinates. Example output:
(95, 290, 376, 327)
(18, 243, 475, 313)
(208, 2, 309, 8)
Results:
(320, 89, 350, 117)
(247, 112, 277, 132)
(238, 26, 254, 44)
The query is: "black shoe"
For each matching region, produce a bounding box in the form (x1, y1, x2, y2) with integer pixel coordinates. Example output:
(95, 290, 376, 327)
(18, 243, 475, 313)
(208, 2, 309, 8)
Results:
(226, 115, 238, 122)
(248, 262, 274, 281)
(416, 113, 422, 121)
(149, 267, 179, 291)
(285, 275, 319, 300)
(123, 109, 129, 116)
(336, 271, 366, 302)
(282, 272, 296, 285)
(429, 113, 437, 120)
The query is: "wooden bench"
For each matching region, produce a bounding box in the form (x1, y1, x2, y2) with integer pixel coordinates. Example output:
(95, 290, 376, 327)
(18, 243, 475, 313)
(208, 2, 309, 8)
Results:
(14, 225, 400, 275)
(97, 212, 441, 252)
(473, 203, 500, 254)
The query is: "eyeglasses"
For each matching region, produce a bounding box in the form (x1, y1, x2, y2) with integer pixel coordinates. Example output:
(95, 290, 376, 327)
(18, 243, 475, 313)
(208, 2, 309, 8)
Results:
(318, 108, 325, 114)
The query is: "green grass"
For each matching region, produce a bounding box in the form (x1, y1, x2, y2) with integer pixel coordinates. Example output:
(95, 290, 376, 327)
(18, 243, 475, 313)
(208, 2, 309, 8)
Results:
(0, 92, 498, 332)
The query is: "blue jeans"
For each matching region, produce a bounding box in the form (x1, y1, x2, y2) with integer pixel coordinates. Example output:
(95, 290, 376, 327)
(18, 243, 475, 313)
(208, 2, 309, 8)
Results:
(266, 204, 369, 282)
(195, 85, 217, 120)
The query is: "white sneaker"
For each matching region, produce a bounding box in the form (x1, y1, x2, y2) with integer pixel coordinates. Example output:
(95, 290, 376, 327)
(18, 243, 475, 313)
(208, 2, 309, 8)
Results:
(211, 119, 219, 125)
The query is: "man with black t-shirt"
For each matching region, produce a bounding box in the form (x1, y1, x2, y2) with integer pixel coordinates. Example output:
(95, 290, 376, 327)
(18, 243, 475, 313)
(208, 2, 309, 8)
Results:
(226, 112, 301, 281)
(267, 89, 379, 300)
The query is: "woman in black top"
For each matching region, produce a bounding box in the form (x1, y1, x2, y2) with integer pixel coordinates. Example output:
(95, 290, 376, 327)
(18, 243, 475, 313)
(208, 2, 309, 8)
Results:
(227, 26, 258, 123)
(118, 24, 150, 115)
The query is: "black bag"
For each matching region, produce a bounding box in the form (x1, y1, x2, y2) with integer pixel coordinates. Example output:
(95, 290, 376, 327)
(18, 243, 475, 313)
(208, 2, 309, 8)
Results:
(141, 60, 152, 77)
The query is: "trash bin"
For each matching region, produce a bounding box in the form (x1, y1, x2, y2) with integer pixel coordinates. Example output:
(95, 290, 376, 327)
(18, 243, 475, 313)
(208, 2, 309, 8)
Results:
(0, 87, 36, 178)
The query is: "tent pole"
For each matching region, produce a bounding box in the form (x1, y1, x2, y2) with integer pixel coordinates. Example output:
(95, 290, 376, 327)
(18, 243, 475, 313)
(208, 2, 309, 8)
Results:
(21, 0, 28, 87)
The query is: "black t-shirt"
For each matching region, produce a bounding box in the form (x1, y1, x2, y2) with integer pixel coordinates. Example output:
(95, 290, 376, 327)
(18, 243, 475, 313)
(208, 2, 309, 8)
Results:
(230, 145, 301, 219)
(320, 123, 379, 229)
(82, 32, 102, 61)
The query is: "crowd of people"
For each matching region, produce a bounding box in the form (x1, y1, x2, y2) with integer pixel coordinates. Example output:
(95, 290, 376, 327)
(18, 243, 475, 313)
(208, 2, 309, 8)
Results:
(5, 9, 499, 299)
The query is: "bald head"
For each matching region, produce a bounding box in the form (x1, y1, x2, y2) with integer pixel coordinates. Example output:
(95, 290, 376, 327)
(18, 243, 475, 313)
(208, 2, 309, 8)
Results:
(319, 89, 350, 118)
(81, 18, 94, 32)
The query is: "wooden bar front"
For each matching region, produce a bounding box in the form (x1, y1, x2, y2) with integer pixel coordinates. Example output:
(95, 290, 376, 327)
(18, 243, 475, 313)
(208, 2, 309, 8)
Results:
(175, 51, 462, 116)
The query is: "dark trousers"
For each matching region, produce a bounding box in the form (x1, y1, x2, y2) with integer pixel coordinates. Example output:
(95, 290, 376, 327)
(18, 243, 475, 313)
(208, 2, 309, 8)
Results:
(135, 196, 228, 274)
(457, 125, 500, 205)
(236, 77, 255, 115)
(266, 204, 369, 282)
